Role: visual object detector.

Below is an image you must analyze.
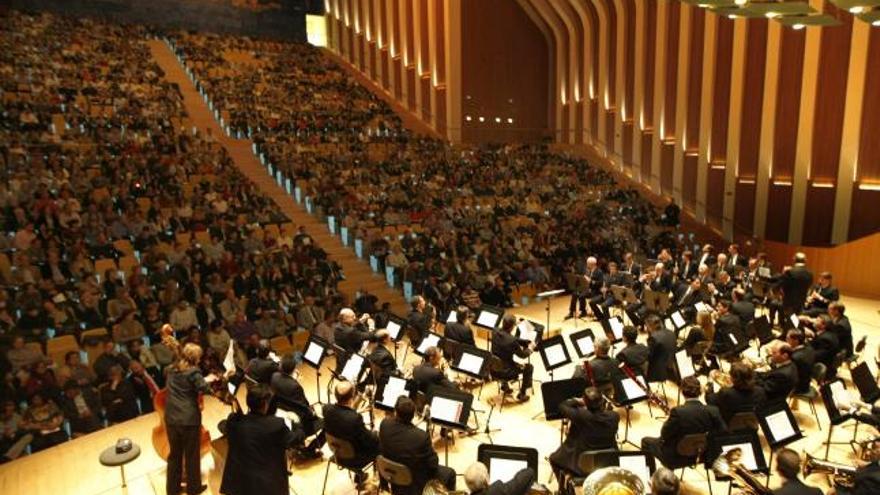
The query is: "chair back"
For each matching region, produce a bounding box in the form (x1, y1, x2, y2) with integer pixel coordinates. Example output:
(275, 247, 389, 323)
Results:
(325, 433, 355, 461)
(812, 362, 827, 383)
(675, 433, 708, 458)
(854, 336, 867, 355)
(577, 449, 617, 474)
(376, 455, 413, 487)
(727, 412, 759, 432)
(441, 339, 463, 362)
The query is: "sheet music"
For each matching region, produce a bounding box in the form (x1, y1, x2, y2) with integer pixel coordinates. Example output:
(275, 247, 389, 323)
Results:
(618, 456, 651, 493)
(695, 301, 711, 314)
(341, 354, 364, 382)
(721, 443, 758, 471)
(621, 376, 647, 400)
(671, 311, 686, 329)
(446, 311, 458, 323)
(789, 314, 800, 328)
(274, 410, 293, 430)
(379, 376, 408, 407)
(544, 343, 567, 367)
(488, 458, 528, 484)
(227, 382, 237, 396)
(609, 317, 624, 340)
(477, 310, 500, 328)
(430, 396, 463, 425)
(269, 351, 281, 364)
(458, 352, 484, 375)
(829, 380, 850, 412)
(417, 334, 441, 354)
(386, 321, 402, 340)
(575, 336, 595, 356)
(675, 349, 695, 379)
(517, 320, 538, 342)
(664, 319, 674, 332)
(303, 342, 323, 366)
(766, 410, 796, 443)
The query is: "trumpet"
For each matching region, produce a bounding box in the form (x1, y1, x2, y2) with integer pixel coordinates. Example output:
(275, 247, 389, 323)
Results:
(803, 453, 857, 488)
(712, 447, 772, 495)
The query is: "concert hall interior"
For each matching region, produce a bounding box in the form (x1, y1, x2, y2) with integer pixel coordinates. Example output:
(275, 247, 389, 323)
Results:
(2, 2, 880, 495)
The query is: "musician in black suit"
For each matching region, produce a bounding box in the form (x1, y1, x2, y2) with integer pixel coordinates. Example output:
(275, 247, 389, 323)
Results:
(413, 346, 458, 394)
(712, 300, 745, 357)
(271, 354, 324, 456)
(617, 326, 649, 374)
(772, 448, 823, 495)
(677, 250, 698, 283)
(726, 244, 748, 272)
(406, 296, 432, 347)
(802, 272, 840, 317)
(379, 396, 456, 495)
(621, 252, 642, 278)
(572, 337, 620, 397)
(787, 330, 816, 395)
(444, 306, 475, 346)
(164, 341, 213, 495)
(730, 288, 756, 328)
(491, 315, 535, 401)
(594, 262, 628, 310)
(549, 386, 620, 484)
(646, 315, 676, 382)
(322, 381, 379, 470)
(366, 329, 398, 386)
(697, 244, 715, 269)
(464, 461, 534, 495)
(756, 343, 799, 406)
(641, 376, 726, 469)
(566, 256, 603, 319)
(810, 316, 841, 379)
(220, 384, 303, 495)
(776, 253, 814, 316)
(829, 302, 854, 357)
(705, 362, 766, 424)
(245, 341, 278, 384)
(836, 441, 880, 495)
(334, 308, 375, 356)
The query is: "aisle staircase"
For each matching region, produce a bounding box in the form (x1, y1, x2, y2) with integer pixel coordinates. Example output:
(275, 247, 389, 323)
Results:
(147, 39, 410, 315)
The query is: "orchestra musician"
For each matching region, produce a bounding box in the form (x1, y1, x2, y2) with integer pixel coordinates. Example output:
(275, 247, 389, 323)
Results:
(711, 254, 729, 282)
(646, 315, 676, 384)
(334, 308, 375, 356)
(697, 244, 716, 269)
(705, 362, 766, 425)
(592, 261, 628, 312)
(322, 381, 379, 478)
(775, 253, 814, 318)
(802, 272, 840, 317)
(464, 461, 535, 495)
(219, 384, 303, 495)
(549, 386, 620, 486)
(565, 256, 603, 320)
(572, 337, 620, 397)
(787, 330, 816, 396)
(809, 315, 841, 379)
(164, 342, 213, 495)
(756, 343, 798, 406)
(730, 288, 756, 328)
(491, 315, 536, 402)
(412, 346, 459, 394)
(270, 354, 325, 458)
(245, 341, 278, 385)
(379, 396, 457, 495)
(406, 296, 432, 347)
(832, 440, 880, 495)
(621, 252, 641, 278)
(727, 243, 748, 272)
(829, 302, 853, 358)
(676, 250, 698, 283)
(444, 306, 476, 347)
(711, 299, 745, 357)
(707, 271, 735, 304)
(366, 329, 399, 386)
(640, 376, 726, 469)
(773, 448, 823, 495)
(617, 326, 649, 374)
(673, 278, 709, 322)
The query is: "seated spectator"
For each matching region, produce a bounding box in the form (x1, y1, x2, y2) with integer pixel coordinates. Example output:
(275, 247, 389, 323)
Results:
(93, 341, 131, 384)
(99, 365, 140, 424)
(0, 400, 33, 463)
(57, 350, 97, 387)
(21, 393, 67, 452)
(58, 380, 103, 437)
(6, 336, 45, 373)
(113, 309, 146, 344)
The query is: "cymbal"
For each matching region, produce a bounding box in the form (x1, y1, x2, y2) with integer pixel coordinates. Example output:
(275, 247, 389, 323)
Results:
(537, 289, 566, 297)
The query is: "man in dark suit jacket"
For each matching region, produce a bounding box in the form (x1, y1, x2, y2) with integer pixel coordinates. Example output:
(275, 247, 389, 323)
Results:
(549, 387, 619, 483)
(772, 448, 823, 495)
(572, 337, 620, 397)
(334, 308, 375, 356)
(412, 346, 458, 394)
(245, 342, 278, 384)
(810, 316, 841, 378)
(839, 454, 880, 495)
(646, 315, 676, 383)
(786, 330, 816, 395)
(641, 376, 726, 469)
(220, 385, 303, 495)
(406, 296, 432, 347)
(730, 289, 756, 328)
(802, 272, 840, 317)
(757, 344, 799, 406)
(829, 302, 854, 357)
(712, 300, 745, 357)
(322, 381, 379, 469)
(491, 316, 535, 401)
(464, 462, 534, 495)
(776, 253, 813, 316)
(366, 330, 399, 386)
(271, 354, 324, 455)
(617, 326, 649, 374)
(704, 362, 766, 424)
(379, 396, 456, 495)
(444, 307, 475, 346)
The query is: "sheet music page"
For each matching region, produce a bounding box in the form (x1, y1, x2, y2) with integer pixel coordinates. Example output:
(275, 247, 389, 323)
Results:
(446, 311, 458, 323)
(517, 320, 537, 342)
(766, 410, 796, 442)
(544, 343, 567, 367)
(386, 321, 401, 339)
(672, 311, 686, 328)
(304, 342, 323, 366)
(789, 314, 800, 328)
(576, 336, 595, 356)
(477, 311, 499, 328)
(489, 458, 528, 484)
(621, 377, 647, 400)
(695, 302, 711, 314)
(269, 351, 281, 363)
(430, 396, 463, 424)
(609, 318, 624, 339)
(664, 319, 674, 331)
(829, 380, 850, 412)
(721, 443, 758, 471)
(380, 376, 408, 407)
(675, 349, 695, 378)
(418, 334, 441, 354)
(618, 456, 650, 492)
(341, 354, 364, 382)
(458, 353, 484, 375)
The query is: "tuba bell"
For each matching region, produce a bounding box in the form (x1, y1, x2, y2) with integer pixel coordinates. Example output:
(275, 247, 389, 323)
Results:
(712, 448, 772, 495)
(802, 452, 857, 489)
(582, 467, 644, 495)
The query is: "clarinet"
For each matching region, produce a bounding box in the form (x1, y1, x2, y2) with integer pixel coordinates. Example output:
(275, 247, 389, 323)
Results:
(619, 362, 670, 414)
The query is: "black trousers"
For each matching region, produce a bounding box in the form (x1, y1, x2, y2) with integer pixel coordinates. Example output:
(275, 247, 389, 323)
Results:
(568, 294, 587, 315)
(166, 424, 201, 495)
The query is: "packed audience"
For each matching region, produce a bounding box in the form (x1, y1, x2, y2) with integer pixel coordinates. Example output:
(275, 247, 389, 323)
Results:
(0, 11, 350, 461)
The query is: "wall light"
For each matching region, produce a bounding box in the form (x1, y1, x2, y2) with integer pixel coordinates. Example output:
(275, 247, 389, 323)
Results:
(478, 117, 485, 123)
(507, 118, 514, 124)
(495, 117, 502, 123)
(465, 115, 472, 122)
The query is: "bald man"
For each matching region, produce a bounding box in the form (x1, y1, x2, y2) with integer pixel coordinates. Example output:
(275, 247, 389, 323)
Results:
(322, 381, 379, 470)
(566, 256, 604, 319)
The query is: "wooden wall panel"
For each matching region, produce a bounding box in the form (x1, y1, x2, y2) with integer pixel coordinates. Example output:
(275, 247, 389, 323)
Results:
(642, 0, 656, 128)
(857, 30, 880, 182)
(802, 186, 835, 246)
(850, 189, 880, 240)
(811, 15, 852, 182)
(682, 153, 698, 210)
(706, 168, 724, 230)
(772, 29, 806, 181)
(738, 21, 767, 179)
(710, 17, 733, 163)
(662, 1, 680, 139)
(766, 185, 792, 242)
(685, 9, 704, 151)
(734, 183, 756, 233)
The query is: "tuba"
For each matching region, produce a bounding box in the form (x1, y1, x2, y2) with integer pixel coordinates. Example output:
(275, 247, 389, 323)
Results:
(803, 453, 857, 489)
(712, 448, 772, 495)
(582, 467, 644, 495)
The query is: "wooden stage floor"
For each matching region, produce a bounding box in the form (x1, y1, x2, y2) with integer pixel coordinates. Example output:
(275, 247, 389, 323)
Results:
(1, 294, 877, 495)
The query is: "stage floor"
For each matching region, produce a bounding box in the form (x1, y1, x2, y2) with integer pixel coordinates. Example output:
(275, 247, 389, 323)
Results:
(1, 294, 877, 495)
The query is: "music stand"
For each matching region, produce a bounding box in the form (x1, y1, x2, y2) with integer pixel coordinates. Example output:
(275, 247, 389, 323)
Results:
(565, 273, 588, 294)
(302, 335, 328, 404)
(374, 374, 414, 412)
(594, 451, 657, 494)
(669, 310, 688, 332)
(589, 301, 607, 321)
(819, 379, 860, 460)
(643, 289, 670, 314)
(713, 431, 769, 487)
(414, 331, 444, 357)
(338, 352, 368, 384)
(537, 335, 572, 378)
(451, 345, 491, 380)
(541, 377, 587, 445)
(477, 444, 539, 484)
(475, 305, 504, 330)
(600, 316, 625, 343)
(569, 329, 597, 359)
(756, 402, 804, 467)
(753, 315, 776, 347)
(673, 348, 696, 406)
(385, 314, 407, 362)
(613, 374, 649, 448)
(611, 285, 639, 305)
(444, 310, 459, 324)
(624, 307, 644, 328)
(851, 362, 880, 404)
(515, 319, 544, 345)
(427, 387, 475, 464)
